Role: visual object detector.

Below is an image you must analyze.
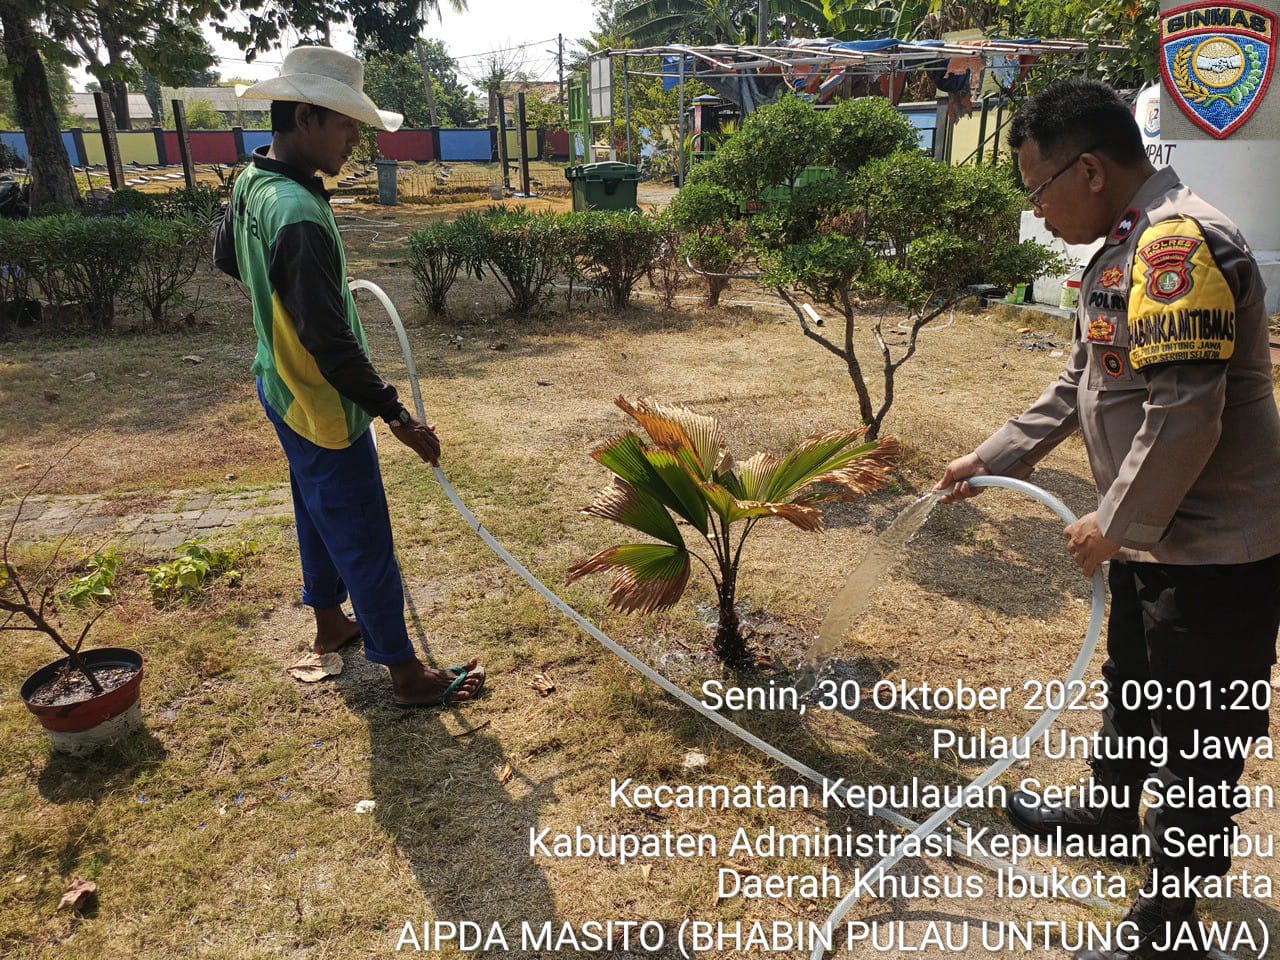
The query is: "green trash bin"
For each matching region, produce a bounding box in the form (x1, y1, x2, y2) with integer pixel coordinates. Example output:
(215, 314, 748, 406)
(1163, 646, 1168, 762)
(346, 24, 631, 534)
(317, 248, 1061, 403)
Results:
(564, 161, 640, 212)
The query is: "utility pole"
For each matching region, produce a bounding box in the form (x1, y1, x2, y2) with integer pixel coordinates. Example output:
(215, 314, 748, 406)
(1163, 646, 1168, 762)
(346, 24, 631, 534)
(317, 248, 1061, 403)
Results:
(757, 0, 767, 45)
(557, 34, 565, 123)
(415, 38, 441, 128)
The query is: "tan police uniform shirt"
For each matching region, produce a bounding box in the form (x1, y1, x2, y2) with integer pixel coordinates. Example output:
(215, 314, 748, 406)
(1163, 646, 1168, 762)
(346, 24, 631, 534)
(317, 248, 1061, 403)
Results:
(975, 166, 1280, 565)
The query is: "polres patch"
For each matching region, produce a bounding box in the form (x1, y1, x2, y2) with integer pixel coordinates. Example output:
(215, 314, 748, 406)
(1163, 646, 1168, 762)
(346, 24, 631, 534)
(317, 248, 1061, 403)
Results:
(1160, 3, 1277, 139)
(1138, 235, 1201, 304)
(1101, 350, 1128, 378)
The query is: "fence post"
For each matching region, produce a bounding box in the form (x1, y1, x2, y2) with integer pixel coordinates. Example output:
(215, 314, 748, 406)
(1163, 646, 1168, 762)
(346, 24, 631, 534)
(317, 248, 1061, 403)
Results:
(92, 91, 125, 190)
(172, 100, 197, 190)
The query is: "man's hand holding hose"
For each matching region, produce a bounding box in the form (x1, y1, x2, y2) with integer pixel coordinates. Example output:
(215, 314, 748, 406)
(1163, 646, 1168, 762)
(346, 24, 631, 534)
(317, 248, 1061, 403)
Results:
(389, 415, 441, 467)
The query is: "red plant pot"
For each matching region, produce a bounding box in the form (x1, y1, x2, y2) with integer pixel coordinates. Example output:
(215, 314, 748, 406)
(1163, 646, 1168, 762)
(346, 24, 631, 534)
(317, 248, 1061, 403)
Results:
(20, 648, 144, 752)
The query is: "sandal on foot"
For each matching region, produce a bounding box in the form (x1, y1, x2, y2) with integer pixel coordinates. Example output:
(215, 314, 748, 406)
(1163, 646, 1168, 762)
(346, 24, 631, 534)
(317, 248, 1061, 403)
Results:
(393, 665, 486, 710)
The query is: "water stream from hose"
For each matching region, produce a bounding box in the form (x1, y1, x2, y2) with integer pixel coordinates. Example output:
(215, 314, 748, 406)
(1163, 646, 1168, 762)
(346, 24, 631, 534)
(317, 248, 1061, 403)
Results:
(806, 490, 945, 671)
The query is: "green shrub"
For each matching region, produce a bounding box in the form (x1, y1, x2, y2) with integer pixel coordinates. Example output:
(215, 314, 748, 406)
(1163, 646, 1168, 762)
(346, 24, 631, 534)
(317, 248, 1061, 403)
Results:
(823, 96, 920, 175)
(149, 183, 225, 224)
(566, 211, 663, 310)
(664, 180, 739, 235)
(678, 230, 743, 308)
(406, 221, 470, 317)
(708, 95, 830, 202)
(19, 214, 145, 329)
(130, 215, 208, 327)
(0, 219, 39, 334)
(97, 187, 155, 218)
(460, 208, 571, 315)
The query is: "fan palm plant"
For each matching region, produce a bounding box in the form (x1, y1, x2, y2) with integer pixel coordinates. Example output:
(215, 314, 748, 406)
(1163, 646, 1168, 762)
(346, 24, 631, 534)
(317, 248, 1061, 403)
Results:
(568, 397, 899, 666)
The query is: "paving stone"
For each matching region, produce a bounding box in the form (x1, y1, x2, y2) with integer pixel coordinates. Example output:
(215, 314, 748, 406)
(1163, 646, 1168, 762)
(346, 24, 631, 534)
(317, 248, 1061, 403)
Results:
(178, 510, 202, 521)
(151, 529, 188, 551)
(184, 494, 214, 511)
(195, 509, 230, 529)
(149, 512, 181, 524)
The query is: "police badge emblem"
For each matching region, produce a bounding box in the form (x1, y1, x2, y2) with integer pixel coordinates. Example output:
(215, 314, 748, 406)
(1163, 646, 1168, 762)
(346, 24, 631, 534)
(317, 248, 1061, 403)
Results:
(1160, 3, 1277, 139)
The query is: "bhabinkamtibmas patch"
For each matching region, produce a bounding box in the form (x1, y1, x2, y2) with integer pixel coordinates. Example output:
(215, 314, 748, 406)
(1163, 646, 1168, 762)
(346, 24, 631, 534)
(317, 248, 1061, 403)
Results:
(1128, 216, 1235, 370)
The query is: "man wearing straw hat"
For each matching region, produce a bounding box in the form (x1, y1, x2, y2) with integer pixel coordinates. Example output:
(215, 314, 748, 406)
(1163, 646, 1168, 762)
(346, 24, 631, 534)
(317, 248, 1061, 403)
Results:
(214, 46, 485, 709)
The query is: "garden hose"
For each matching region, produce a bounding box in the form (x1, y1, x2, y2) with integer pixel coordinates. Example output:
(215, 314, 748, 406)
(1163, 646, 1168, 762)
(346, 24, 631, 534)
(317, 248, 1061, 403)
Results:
(352, 279, 1130, 938)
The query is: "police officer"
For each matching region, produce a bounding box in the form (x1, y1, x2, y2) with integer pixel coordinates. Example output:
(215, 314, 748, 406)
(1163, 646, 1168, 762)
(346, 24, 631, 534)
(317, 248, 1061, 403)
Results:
(936, 79, 1280, 960)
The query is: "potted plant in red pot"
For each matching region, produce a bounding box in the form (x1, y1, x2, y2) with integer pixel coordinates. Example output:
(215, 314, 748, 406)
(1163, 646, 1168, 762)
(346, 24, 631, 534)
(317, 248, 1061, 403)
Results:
(3, 529, 144, 756)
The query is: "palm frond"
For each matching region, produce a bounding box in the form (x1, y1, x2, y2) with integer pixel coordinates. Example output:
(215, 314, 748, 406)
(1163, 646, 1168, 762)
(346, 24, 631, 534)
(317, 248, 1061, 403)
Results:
(737, 450, 784, 501)
(700, 482, 827, 530)
(616, 396, 725, 481)
(802, 435, 902, 502)
(763, 429, 879, 501)
(643, 449, 712, 534)
(591, 432, 710, 534)
(566, 543, 691, 614)
(583, 480, 686, 547)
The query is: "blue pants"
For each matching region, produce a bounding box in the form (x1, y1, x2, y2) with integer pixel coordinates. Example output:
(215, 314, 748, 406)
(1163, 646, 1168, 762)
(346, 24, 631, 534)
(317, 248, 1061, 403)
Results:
(259, 379, 415, 666)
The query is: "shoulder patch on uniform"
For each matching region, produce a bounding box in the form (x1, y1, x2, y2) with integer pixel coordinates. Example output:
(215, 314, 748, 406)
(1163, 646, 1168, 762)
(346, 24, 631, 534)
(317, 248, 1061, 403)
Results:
(1128, 217, 1236, 371)
(1111, 209, 1140, 241)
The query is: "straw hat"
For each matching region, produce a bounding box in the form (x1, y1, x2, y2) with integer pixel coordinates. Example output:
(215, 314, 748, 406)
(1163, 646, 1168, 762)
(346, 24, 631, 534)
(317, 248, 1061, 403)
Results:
(236, 46, 403, 132)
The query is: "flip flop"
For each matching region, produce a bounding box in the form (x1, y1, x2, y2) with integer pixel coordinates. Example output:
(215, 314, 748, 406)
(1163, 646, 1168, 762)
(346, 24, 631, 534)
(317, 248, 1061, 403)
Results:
(393, 664, 486, 710)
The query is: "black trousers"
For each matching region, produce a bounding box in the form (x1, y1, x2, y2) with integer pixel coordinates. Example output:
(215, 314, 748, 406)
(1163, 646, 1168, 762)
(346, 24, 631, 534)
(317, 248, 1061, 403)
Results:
(1099, 556, 1280, 877)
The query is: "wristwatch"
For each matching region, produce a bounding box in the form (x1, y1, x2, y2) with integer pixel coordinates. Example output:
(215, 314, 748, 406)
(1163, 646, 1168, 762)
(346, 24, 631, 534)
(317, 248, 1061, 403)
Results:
(384, 405, 411, 428)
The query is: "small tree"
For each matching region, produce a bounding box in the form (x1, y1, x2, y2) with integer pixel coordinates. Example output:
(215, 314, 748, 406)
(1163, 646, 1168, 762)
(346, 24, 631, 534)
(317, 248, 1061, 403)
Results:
(183, 98, 226, 130)
(684, 95, 1060, 439)
(667, 180, 745, 308)
(568, 397, 899, 667)
(1, 470, 119, 694)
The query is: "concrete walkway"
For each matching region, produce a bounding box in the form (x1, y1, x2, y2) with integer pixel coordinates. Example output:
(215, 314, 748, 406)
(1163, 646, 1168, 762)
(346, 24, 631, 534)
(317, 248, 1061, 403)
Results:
(2, 486, 294, 552)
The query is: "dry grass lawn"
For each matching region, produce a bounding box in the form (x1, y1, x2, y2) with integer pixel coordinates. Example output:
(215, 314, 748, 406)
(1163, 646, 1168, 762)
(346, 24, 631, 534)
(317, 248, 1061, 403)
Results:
(1, 198, 1276, 959)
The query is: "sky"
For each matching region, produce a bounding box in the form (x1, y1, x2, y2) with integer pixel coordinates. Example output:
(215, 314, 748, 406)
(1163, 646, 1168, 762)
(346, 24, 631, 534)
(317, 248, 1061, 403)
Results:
(70, 0, 599, 92)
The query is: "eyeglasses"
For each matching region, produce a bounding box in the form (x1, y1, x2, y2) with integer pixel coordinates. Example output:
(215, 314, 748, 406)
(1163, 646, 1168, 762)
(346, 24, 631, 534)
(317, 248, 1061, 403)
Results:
(1024, 150, 1091, 210)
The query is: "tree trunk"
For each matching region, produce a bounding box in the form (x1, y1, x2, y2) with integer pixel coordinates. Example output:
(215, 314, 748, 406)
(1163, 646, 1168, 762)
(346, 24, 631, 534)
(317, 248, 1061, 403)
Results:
(713, 569, 747, 667)
(0, 1, 81, 210)
(103, 77, 131, 131)
(102, 26, 132, 129)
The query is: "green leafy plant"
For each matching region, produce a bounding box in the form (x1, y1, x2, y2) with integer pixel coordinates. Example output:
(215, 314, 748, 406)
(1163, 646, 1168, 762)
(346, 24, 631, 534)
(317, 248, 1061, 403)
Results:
(568, 397, 899, 667)
(64, 548, 122, 609)
(145, 539, 258, 605)
(406, 221, 470, 317)
(566, 211, 664, 310)
(23, 213, 146, 329)
(459, 208, 571, 315)
(129, 215, 208, 327)
(148, 183, 225, 224)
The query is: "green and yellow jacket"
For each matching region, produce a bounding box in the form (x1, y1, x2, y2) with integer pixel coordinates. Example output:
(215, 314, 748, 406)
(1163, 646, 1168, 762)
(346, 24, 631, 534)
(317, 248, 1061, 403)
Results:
(214, 147, 403, 449)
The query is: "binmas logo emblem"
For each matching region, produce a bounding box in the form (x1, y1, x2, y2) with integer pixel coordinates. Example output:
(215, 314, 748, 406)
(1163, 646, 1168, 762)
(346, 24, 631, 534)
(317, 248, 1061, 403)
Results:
(1100, 266, 1125, 288)
(1160, 3, 1277, 139)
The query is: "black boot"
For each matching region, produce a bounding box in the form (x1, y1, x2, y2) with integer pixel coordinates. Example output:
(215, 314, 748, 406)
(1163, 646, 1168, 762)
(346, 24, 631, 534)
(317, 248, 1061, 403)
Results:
(1006, 763, 1142, 857)
(1075, 888, 1204, 960)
